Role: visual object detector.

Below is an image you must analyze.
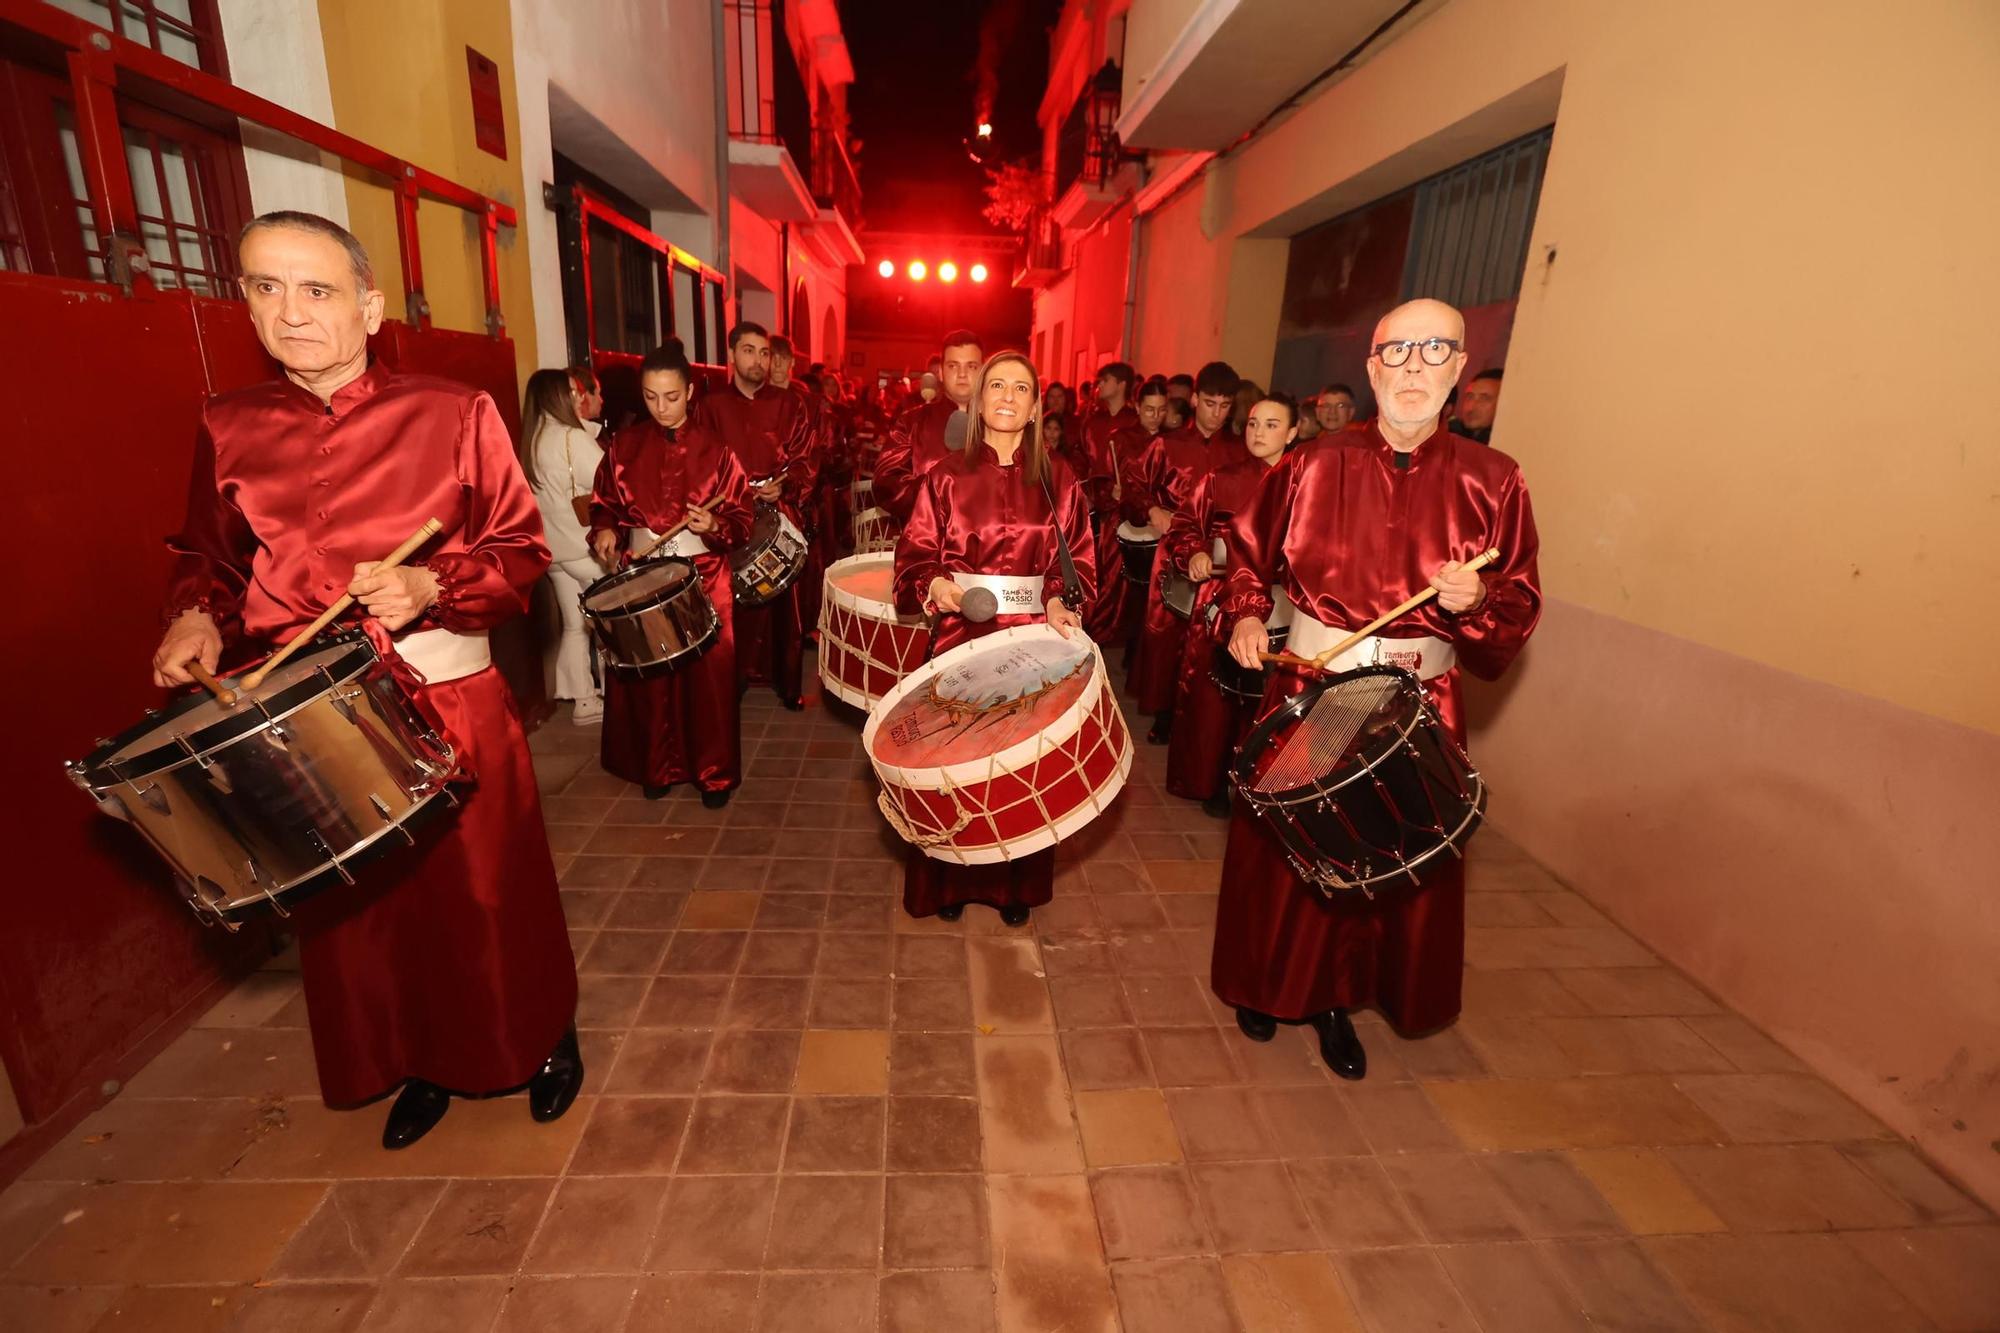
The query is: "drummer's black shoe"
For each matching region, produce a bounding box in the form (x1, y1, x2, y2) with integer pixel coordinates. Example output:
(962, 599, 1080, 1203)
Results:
(528, 1026, 584, 1124)
(1000, 904, 1031, 927)
(1235, 1007, 1277, 1043)
(643, 783, 674, 801)
(1146, 712, 1173, 745)
(1202, 791, 1231, 820)
(935, 904, 964, 922)
(701, 788, 732, 810)
(1311, 1009, 1367, 1081)
(382, 1079, 450, 1150)
(781, 696, 805, 711)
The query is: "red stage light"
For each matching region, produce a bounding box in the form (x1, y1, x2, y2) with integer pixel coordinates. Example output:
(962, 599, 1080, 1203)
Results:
(969, 263, 989, 283)
(907, 259, 927, 281)
(938, 261, 959, 283)
(876, 258, 895, 278)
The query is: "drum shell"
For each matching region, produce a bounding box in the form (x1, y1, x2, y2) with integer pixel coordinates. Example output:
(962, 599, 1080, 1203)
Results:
(1211, 624, 1289, 702)
(68, 643, 456, 922)
(818, 555, 929, 709)
(1118, 535, 1159, 587)
(732, 503, 810, 606)
(1162, 569, 1197, 620)
(584, 558, 720, 677)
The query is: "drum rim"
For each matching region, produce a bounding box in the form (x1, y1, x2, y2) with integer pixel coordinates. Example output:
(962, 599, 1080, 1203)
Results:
(194, 782, 459, 916)
(582, 555, 700, 619)
(72, 632, 380, 787)
(823, 552, 922, 621)
(1287, 789, 1486, 896)
(1115, 522, 1161, 543)
(1229, 664, 1432, 806)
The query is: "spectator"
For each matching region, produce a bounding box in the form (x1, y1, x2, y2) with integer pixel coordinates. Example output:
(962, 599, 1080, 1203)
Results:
(520, 368, 607, 724)
(1450, 367, 1502, 442)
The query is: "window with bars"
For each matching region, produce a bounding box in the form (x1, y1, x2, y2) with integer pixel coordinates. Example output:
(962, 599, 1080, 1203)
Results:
(1400, 127, 1552, 310)
(42, 0, 229, 76)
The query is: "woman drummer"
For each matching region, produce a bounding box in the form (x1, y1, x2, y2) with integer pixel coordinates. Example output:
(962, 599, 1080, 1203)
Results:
(1163, 392, 1299, 816)
(589, 343, 754, 807)
(891, 352, 1098, 925)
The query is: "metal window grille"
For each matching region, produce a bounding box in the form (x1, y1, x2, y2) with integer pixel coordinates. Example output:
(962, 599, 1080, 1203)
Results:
(0, 154, 29, 272)
(56, 103, 243, 295)
(1400, 127, 1552, 309)
(42, 0, 228, 75)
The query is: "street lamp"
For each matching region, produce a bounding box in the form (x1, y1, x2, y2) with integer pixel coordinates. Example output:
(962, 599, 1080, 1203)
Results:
(907, 259, 927, 281)
(939, 261, 959, 283)
(877, 258, 895, 278)
(969, 263, 989, 283)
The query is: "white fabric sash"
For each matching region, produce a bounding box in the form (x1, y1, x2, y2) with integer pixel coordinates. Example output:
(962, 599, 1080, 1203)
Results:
(630, 525, 710, 558)
(394, 627, 492, 684)
(951, 572, 1046, 615)
(1285, 612, 1455, 679)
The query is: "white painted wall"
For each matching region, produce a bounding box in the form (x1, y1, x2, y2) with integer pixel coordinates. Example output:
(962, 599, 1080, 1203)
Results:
(214, 0, 348, 223)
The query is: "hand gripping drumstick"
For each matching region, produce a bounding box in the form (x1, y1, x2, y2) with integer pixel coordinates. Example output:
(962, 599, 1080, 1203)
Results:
(632, 494, 719, 562)
(1259, 547, 1502, 670)
(186, 661, 238, 708)
(238, 518, 443, 692)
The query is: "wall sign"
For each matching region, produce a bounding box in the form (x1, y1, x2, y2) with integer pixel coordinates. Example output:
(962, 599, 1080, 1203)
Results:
(467, 47, 507, 160)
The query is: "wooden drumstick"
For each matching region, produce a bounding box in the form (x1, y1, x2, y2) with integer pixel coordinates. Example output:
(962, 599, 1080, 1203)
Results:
(1257, 547, 1503, 668)
(632, 495, 718, 562)
(239, 518, 443, 691)
(187, 661, 237, 708)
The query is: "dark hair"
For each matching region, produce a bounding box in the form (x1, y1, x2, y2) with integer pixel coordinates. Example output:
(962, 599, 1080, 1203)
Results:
(1136, 375, 1170, 401)
(1167, 373, 1195, 391)
(1321, 382, 1356, 400)
(1252, 391, 1300, 428)
(568, 364, 600, 395)
(769, 334, 794, 359)
(1193, 361, 1240, 398)
(1472, 367, 1504, 384)
(1097, 361, 1136, 391)
(940, 328, 982, 357)
(726, 321, 768, 350)
(240, 210, 374, 288)
(641, 342, 693, 380)
(519, 368, 584, 487)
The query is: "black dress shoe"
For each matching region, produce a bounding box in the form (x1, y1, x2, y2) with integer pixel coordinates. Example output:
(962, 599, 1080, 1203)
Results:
(1201, 791, 1231, 820)
(1310, 1009, 1367, 1080)
(382, 1079, 450, 1150)
(999, 904, 1031, 927)
(1235, 1007, 1277, 1042)
(528, 1026, 584, 1124)
(935, 904, 964, 922)
(700, 788, 732, 809)
(643, 783, 673, 801)
(781, 697, 805, 712)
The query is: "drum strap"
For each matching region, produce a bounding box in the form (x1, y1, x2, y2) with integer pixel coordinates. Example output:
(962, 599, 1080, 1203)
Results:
(1286, 614, 1455, 679)
(1040, 472, 1084, 610)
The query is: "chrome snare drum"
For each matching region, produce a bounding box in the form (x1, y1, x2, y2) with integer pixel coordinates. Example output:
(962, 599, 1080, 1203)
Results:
(66, 632, 458, 928)
(731, 502, 810, 606)
(582, 556, 719, 677)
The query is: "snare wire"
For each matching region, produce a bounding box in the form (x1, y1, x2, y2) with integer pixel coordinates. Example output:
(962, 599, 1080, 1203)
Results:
(1252, 674, 1399, 793)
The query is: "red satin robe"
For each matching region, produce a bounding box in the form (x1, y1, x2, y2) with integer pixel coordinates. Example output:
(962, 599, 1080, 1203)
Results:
(1074, 404, 1135, 642)
(873, 396, 961, 527)
(589, 418, 754, 792)
(1128, 421, 1246, 713)
(693, 381, 813, 704)
(890, 445, 1098, 918)
(1163, 455, 1280, 800)
(1211, 424, 1542, 1034)
(164, 362, 576, 1106)
(784, 383, 833, 643)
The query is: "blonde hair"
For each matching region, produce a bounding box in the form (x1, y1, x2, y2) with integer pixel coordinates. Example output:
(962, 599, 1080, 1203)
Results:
(966, 351, 1048, 485)
(519, 368, 584, 487)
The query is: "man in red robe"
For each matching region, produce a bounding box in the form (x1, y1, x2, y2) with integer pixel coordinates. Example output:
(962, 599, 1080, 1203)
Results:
(873, 329, 983, 526)
(769, 335, 830, 643)
(1127, 360, 1245, 741)
(1075, 362, 1137, 641)
(152, 212, 580, 1149)
(590, 344, 754, 807)
(692, 322, 814, 708)
(1214, 298, 1542, 1078)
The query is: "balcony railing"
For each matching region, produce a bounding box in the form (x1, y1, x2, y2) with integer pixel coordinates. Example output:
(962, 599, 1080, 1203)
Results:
(726, 0, 812, 178)
(811, 125, 861, 227)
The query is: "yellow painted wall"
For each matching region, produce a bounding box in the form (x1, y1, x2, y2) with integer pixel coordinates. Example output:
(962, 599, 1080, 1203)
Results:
(315, 0, 539, 392)
(1130, 0, 2000, 734)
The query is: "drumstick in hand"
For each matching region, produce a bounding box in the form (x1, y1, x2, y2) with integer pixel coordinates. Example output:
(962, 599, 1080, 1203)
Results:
(187, 661, 237, 708)
(1260, 547, 1502, 669)
(633, 494, 719, 562)
(239, 518, 443, 691)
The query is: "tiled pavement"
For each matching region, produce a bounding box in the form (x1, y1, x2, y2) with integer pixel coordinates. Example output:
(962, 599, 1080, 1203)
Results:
(3, 665, 1996, 1332)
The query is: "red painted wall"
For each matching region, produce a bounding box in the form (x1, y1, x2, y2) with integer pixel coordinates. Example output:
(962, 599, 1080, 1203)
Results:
(0, 273, 524, 1134)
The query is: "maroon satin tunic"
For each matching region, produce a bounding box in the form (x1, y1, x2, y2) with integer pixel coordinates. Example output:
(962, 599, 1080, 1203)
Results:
(589, 417, 754, 792)
(695, 381, 813, 703)
(1128, 422, 1246, 713)
(873, 397, 962, 526)
(1210, 423, 1542, 1034)
(890, 444, 1098, 917)
(164, 362, 576, 1105)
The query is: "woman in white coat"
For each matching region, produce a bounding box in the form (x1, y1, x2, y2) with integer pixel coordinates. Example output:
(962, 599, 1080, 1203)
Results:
(520, 368, 608, 722)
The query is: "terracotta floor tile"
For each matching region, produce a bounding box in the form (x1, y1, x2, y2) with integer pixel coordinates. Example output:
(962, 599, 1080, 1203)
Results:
(784, 1095, 886, 1171)
(1436, 1241, 1593, 1333)
(967, 938, 1056, 1032)
(0, 1285, 119, 1333)
(1425, 1075, 1722, 1151)
(1231, 1023, 1337, 1086)
(826, 895, 895, 933)
(121, 1027, 321, 1099)
(1107, 929, 1190, 977)
(1539, 1238, 1705, 1331)
(67, 1283, 241, 1332)
(1110, 1257, 1237, 1332)
(721, 975, 812, 1029)
(270, 1180, 443, 1278)
(1090, 1165, 1211, 1260)
(660, 928, 748, 974)
(1645, 1233, 1933, 1333)
(11, 1181, 326, 1284)
(765, 1174, 883, 1269)
(1191, 1159, 1318, 1253)
(1841, 1225, 2000, 1331)
(603, 892, 689, 931)
(1465, 925, 1657, 970)
(579, 929, 672, 974)
(575, 974, 652, 1029)
(492, 1276, 637, 1332)
(1465, 890, 1561, 927)
(889, 1030, 978, 1095)
(1060, 1027, 1154, 1090)
(1666, 1143, 1916, 1231)
(817, 930, 896, 977)
(1095, 893, 1169, 930)
(810, 977, 895, 1028)
(1084, 861, 1153, 894)
(1075, 1088, 1183, 1167)
(679, 889, 762, 929)
(1381, 1152, 1527, 1243)
(752, 893, 829, 932)
(895, 933, 970, 979)
(1460, 968, 1593, 1018)
(1253, 1085, 1372, 1158)
(1343, 1082, 1464, 1153)
(23, 1096, 271, 1184)
(1673, 1073, 1891, 1144)
(1121, 975, 1215, 1027)
(1537, 1016, 1738, 1074)
(1036, 933, 1114, 978)
(754, 1272, 877, 1331)
(884, 1172, 991, 1268)
(196, 971, 305, 1030)
(632, 974, 729, 1029)
(740, 928, 823, 974)
(1163, 1086, 1274, 1161)
(567, 1096, 690, 1175)
(976, 1035, 1084, 1172)
(629, 1272, 761, 1332)
(794, 1028, 891, 1094)
(232, 1094, 589, 1180)
(1455, 1017, 1586, 1078)
(1222, 1252, 1364, 1332)
(1288, 1158, 1424, 1250)
(1552, 968, 1721, 1016)
(1048, 977, 1134, 1029)
(879, 1270, 998, 1333)
(520, 1175, 668, 1273)
(648, 1175, 777, 1269)
(0, 1181, 83, 1272)
(1479, 1151, 1626, 1238)
(397, 1179, 551, 1276)
(226, 1282, 375, 1332)
(888, 1094, 984, 1171)
(1334, 1247, 1482, 1333)
(606, 1029, 713, 1094)
(678, 1094, 790, 1173)
(705, 1028, 802, 1093)
(1838, 1141, 1991, 1224)
(1566, 1148, 1727, 1235)
(893, 977, 974, 1030)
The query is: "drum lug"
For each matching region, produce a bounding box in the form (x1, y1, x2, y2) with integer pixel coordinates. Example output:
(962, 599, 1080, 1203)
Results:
(171, 730, 210, 769)
(203, 762, 234, 796)
(136, 783, 171, 816)
(328, 684, 360, 725)
(306, 830, 356, 885)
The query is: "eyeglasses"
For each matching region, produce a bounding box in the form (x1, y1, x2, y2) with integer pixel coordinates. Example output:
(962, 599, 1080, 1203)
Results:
(1371, 338, 1462, 368)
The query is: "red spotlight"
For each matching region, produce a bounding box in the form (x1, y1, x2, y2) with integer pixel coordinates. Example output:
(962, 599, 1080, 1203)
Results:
(938, 261, 959, 283)
(876, 258, 895, 278)
(907, 259, 927, 281)
(969, 263, 989, 284)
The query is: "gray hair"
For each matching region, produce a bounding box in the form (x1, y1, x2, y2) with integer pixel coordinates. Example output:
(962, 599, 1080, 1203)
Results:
(239, 210, 376, 289)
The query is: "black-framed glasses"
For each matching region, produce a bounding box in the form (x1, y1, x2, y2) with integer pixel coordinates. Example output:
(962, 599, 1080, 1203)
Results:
(1372, 337, 1462, 367)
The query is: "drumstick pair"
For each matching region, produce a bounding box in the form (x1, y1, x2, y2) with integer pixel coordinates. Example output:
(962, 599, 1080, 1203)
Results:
(186, 518, 443, 707)
(631, 494, 721, 562)
(1257, 547, 1502, 671)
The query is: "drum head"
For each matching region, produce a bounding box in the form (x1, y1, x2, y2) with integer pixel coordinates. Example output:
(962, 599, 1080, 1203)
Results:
(585, 557, 696, 612)
(828, 556, 896, 607)
(1116, 522, 1159, 544)
(870, 636, 1095, 768)
(1235, 666, 1420, 796)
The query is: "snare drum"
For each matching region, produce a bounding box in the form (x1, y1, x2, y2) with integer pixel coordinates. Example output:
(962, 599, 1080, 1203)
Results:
(66, 632, 458, 927)
(1115, 522, 1161, 587)
(583, 556, 719, 677)
(1162, 568, 1198, 620)
(819, 554, 929, 708)
(1231, 665, 1484, 897)
(732, 502, 810, 606)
